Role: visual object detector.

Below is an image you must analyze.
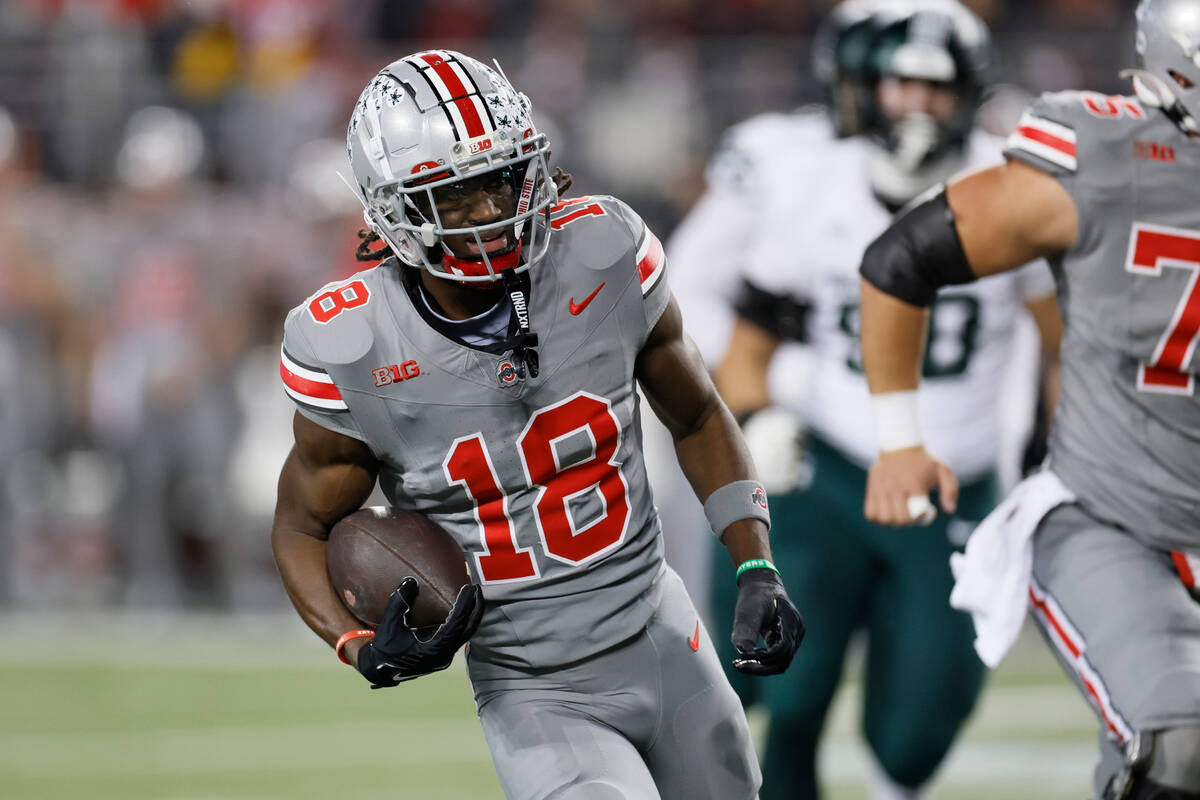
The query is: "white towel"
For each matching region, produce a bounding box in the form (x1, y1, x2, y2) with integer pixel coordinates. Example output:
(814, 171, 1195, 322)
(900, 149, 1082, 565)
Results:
(949, 469, 1076, 667)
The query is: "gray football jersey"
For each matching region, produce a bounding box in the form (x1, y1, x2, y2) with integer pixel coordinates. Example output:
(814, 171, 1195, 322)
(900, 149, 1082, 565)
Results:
(1005, 91, 1200, 550)
(280, 195, 672, 669)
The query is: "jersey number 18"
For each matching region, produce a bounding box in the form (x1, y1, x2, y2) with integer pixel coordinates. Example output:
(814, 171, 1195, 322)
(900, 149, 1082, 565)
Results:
(443, 392, 631, 584)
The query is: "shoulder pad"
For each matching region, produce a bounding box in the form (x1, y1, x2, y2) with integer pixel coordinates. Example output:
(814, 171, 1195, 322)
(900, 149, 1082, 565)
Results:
(547, 194, 638, 251)
(283, 268, 381, 369)
(1005, 90, 1149, 176)
(548, 194, 665, 300)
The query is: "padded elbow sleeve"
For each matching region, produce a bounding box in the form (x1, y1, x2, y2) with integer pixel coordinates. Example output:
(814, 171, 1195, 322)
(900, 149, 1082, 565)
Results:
(734, 279, 812, 343)
(859, 188, 976, 307)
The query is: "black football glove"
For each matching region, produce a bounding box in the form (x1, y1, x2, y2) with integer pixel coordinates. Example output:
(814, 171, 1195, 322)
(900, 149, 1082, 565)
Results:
(356, 577, 484, 689)
(731, 568, 804, 676)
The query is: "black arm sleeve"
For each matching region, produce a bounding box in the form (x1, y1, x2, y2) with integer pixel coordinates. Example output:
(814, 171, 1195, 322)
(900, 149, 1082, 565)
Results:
(733, 279, 812, 343)
(858, 189, 976, 307)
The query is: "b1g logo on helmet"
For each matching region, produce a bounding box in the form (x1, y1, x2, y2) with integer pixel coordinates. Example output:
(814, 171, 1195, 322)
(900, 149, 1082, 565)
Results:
(496, 360, 521, 387)
(751, 487, 768, 512)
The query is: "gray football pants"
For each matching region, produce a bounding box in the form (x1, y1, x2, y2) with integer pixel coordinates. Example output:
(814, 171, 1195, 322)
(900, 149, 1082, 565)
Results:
(469, 568, 761, 800)
(1031, 503, 1200, 794)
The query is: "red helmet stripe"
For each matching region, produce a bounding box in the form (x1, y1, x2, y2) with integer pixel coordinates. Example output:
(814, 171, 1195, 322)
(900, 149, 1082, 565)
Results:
(417, 52, 487, 138)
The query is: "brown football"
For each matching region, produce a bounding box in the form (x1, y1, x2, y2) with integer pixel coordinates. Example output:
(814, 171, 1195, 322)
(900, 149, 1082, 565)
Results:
(326, 507, 471, 631)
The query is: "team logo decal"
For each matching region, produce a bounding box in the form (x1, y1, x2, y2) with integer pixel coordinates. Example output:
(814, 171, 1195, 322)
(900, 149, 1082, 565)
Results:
(497, 359, 521, 387)
(751, 487, 768, 512)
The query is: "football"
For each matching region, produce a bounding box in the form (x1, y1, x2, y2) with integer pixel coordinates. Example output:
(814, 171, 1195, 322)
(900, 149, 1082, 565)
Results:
(326, 506, 472, 631)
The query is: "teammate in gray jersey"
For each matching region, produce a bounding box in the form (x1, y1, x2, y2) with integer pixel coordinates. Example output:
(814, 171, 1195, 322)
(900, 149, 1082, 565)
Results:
(269, 50, 802, 799)
(857, 2, 1200, 797)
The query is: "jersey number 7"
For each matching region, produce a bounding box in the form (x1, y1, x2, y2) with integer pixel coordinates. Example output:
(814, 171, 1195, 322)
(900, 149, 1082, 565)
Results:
(1125, 223, 1200, 395)
(442, 392, 631, 583)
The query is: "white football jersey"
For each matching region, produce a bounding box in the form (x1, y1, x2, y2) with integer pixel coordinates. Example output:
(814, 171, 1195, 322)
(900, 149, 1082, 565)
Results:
(670, 109, 1054, 481)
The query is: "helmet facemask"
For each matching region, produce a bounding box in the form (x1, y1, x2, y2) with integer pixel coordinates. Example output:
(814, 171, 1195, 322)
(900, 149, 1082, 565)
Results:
(366, 132, 556, 284)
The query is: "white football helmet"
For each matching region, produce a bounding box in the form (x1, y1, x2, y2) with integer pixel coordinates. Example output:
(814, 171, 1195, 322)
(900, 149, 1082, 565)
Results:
(1124, 0, 1200, 135)
(346, 50, 556, 282)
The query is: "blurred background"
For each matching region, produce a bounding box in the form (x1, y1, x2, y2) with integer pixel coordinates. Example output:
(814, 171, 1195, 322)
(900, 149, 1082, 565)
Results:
(0, 0, 1135, 798)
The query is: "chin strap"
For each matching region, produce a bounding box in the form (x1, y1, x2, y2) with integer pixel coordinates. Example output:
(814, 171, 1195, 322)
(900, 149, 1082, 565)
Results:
(441, 242, 524, 283)
(500, 269, 539, 379)
(1122, 69, 1200, 136)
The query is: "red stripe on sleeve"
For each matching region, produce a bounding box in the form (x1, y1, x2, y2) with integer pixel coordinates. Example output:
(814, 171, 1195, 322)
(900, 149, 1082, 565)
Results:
(1015, 125, 1077, 157)
(637, 232, 664, 284)
(280, 361, 344, 402)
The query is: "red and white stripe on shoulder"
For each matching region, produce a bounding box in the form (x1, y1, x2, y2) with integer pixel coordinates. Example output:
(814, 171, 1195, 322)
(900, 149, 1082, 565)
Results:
(1172, 550, 1200, 590)
(1007, 111, 1078, 172)
(280, 345, 348, 412)
(635, 227, 666, 296)
(408, 50, 492, 140)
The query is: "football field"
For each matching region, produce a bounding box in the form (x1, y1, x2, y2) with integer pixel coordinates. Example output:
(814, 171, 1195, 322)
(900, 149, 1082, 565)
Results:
(0, 612, 1096, 800)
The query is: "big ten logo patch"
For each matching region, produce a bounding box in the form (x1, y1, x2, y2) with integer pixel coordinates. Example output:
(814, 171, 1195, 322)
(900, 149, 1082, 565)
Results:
(1133, 140, 1175, 162)
(372, 360, 421, 387)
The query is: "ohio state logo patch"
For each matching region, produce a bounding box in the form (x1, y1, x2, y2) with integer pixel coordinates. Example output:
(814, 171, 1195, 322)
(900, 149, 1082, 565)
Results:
(497, 360, 520, 387)
(751, 487, 768, 511)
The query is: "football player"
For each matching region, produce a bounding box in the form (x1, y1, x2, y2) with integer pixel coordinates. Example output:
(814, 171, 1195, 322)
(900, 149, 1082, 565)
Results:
(859, 1, 1200, 797)
(669, 3, 1061, 799)
(270, 50, 803, 799)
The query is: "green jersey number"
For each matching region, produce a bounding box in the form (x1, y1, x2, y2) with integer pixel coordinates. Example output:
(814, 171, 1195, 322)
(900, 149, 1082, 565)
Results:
(839, 294, 981, 379)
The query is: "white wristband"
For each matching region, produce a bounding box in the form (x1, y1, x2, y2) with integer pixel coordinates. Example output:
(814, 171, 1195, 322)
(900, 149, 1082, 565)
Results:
(872, 390, 923, 452)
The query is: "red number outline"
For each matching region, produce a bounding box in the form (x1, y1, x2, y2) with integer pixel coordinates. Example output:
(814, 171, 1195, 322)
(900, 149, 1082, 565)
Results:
(550, 197, 607, 230)
(1124, 222, 1200, 395)
(444, 433, 539, 584)
(308, 279, 370, 324)
(1081, 92, 1145, 120)
(443, 392, 631, 584)
(517, 392, 631, 567)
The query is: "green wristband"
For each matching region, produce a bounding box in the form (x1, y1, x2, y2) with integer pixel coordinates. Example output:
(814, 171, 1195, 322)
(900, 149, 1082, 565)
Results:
(735, 558, 779, 580)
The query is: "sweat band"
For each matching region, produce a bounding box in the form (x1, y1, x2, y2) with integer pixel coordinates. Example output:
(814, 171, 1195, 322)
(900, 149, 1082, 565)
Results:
(872, 390, 923, 452)
(335, 629, 376, 665)
(704, 480, 771, 538)
(735, 558, 780, 580)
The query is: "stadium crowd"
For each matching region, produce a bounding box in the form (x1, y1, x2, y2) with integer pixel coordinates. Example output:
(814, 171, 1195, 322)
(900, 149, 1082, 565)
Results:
(0, 0, 1135, 610)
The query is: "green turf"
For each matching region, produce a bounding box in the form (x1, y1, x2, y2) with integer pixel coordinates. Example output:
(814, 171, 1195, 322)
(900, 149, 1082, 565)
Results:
(0, 614, 1098, 800)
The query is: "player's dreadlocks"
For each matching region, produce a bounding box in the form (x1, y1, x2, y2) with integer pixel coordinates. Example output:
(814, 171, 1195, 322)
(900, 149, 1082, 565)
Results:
(355, 166, 575, 263)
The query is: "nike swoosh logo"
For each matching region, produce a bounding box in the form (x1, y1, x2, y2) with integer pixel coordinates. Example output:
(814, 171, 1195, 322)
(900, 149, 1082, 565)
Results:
(688, 620, 700, 652)
(569, 282, 605, 315)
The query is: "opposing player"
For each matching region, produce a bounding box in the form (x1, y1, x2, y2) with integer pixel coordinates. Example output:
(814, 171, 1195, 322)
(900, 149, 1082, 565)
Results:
(270, 50, 802, 799)
(859, 1, 1200, 797)
(670, 3, 1060, 798)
